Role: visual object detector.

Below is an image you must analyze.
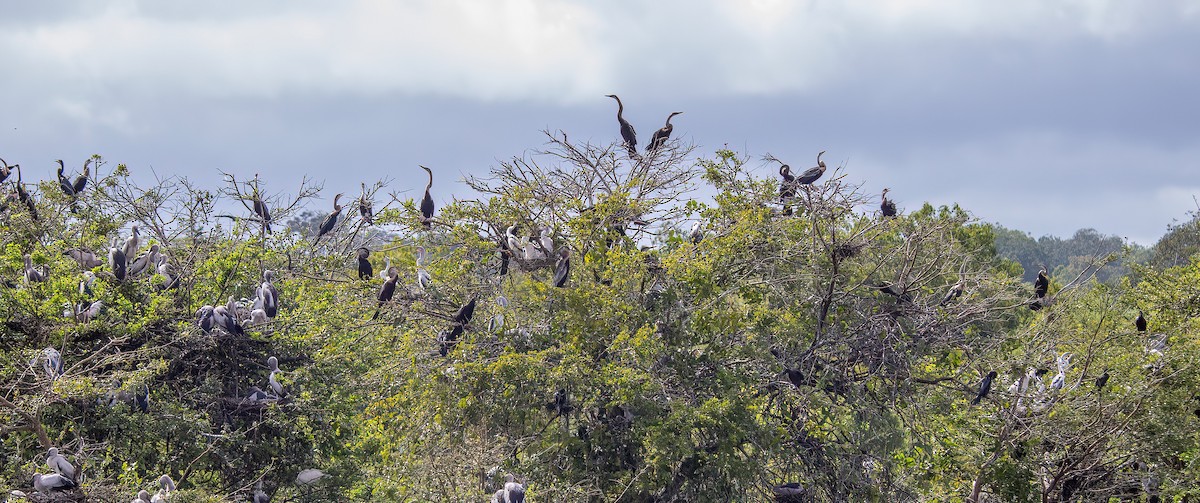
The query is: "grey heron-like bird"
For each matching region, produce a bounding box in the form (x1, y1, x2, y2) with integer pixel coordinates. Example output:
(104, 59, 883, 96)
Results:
(32, 472, 75, 492)
(295, 468, 328, 485)
(880, 188, 897, 217)
(605, 94, 638, 157)
(503, 474, 526, 503)
(127, 244, 161, 277)
(24, 254, 46, 283)
(245, 386, 271, 403)
(645, 111, 682, 152)
(196, 305, 215, 333)
(123, 225, 140, 263)
(260, 270, 279, 318)
(268, 356, 286, 397)
(356, 248, 373, 280)
(553, 248, 570, 288)
(772, 482, 805, 502)
(253, 480, 270, 503)
(110, 237, 127, 282)
(42, 347, 63, 379)
(372, 267, 399, 320)
(971, 370, 997, 405)
(417, 268, 431, 290)
(419, 165, 435, 228)
(246, 308, 268, 326)
(489, 295, 509, 333)
(416, 246, 427, 267)
(133, 489, 152, 502)
(212, 304, 245, 336)
(46, 447, 76, 482)
(64, 248, 103, 270)
(315, 193, 344, 244)
(150, 474, 175, 502)
(794, 151, 827, 185)
(359, 182, 373, 225)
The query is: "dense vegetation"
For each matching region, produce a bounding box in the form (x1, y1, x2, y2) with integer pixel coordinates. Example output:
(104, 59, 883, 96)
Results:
(1, 136, 1198, 502)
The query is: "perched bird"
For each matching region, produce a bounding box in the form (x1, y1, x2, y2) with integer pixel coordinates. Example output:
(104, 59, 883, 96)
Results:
(795, 151, 827, 185)
(24, 254, 46, 283)
(150, 474, 175, 502)
(778, 163, 797, 201)
(772, 482, 806, 503)
(267, 356, 286, 398)
(417, 268, 431, 290)
(32, 472, 75, 492)
(1095, 371, 1110, 392)
(64, 248, 103, 270)
(110, 237, 127, 282)
(372, 267, 399, 320)
(259, 270, 279, 318)
(356, 248, 373, 280)
(295, 469, 328, 485)
(502, 474, 526, 503)
(497, 243, 510, 277)
(72, 159, 90, 195)
(605, 94, 638, 157)
(123, 225, 141, 264)
(127, 244, 161, 277)
(251, 190, 272, 233)
(688, 221, 703, 244)
(419, 165, 435, 228)
(645, 111, 683, 152)
(971, 370, 997, 405)
(245, 386, 272, 403)
(253, 480, 270, 503)
(212, 304, 245, 336)
(546, 388, 573, 416)
(1135, 310, 1148, 332)
(46, 447, 76, 482)
(133, 489, 152, 502)
(42, 347, 64, 379)
(380, 256, 392, 280)
(196, 305, 215, 333)
(0, 157, 11, 184)
(553, 248, 571, 288)
(56, 160, 76, 197)
(359, 182, 374, 225)
(453, 296, 478, 326)
(1034, 266, 1049, 299)
(880, 188, 897, 217)
(316, 194, 344, 243)
(940, 281, 965, 307)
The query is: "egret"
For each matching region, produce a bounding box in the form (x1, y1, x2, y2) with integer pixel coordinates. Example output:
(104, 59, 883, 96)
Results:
(196, 305, 215, 333)
(127, 244, 161, 277)
(419, 165, 435, 228)
(971, 370, 997, 405)
(316, 194, 344, 243)
(42, 347, 63, 379)
(295, 468, 328, 485)
(260, 270, 279, 318)
(110, 237, 127, 282)
(359, 182, 374, 225)
(1135, 310, 1147, 332)
(605, 94, 638, 157)
(24, 254, 46, 283)
(32, 473, 75, 492)
(646, 111, 683, 152)
(794, 151, 827, 185)
(372, 267, 399, 320)
(553, 248, 570, 288)
(268, 356, 286, 397)
(46, 447, 76, 482)
(356, 248, 373, 280)
(380, 256, 392, 280)
(880, 188, 897, 217)
(123, 225, 140, 263)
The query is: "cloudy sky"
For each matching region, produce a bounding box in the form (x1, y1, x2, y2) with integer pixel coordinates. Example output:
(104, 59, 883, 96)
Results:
(2, 1, 1198, 244)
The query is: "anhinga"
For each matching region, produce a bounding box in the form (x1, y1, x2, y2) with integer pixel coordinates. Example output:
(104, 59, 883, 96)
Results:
(453, 296, 478, 326)
(778, 162, 796, 201)
(553, 248, 570, 288)
(971, 370, 997, 405)
(252, 189, 272, 233)
(605, 94, 638, 157)
(14, 164, 38, 220)
(356, 247, 373, 280)
(795, 151, 827, 185)
(419, 165, 435, 228)
(0, 157, 11, 183)
(1095, 371, 1110, 392)
(359, 182, 374, 225)
(72, 159, 89, 195)
(372, 267, 398, 320)
(109, 237, 127, 282)
(1030, 265, 1049, 310)
(645, 111, 682, 152)
(56, 160, 75, 196)
(1135, 310, 1147, 332)
(880, 188, 897, 217)
(940, 280, 964, 306)
(316, 193, 344, 243)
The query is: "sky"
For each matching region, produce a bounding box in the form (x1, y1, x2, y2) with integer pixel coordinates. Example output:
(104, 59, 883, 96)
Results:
(2, 0, 1198, 245)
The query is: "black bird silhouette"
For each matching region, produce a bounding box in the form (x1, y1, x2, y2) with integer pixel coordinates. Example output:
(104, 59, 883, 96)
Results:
(940, 281, 964, 307)
(359, 182, 374, 225)
(1135, 310, 1147, 332)
(553, 248, 571, 288)
(252, 193, 271, 233)
(1034, 266, 1049, 298)
(645, 111, 682, 152)
(356, 248, 373, 280)
(795, 151, 827, 185)
(605, 94, 638, 157)
(419, 165, 435, 228)
(72, 159, 90, 195)
(971, 370, 997, 405)
(56, 160, 75, 197)
(0, 157, 11, 184)
(316, 193, 344, 244)
(1095, 371, 1110, 392)
(778, 163, 797, 201)
(880, 188, 897, 217)
(372, 267, 398, 320)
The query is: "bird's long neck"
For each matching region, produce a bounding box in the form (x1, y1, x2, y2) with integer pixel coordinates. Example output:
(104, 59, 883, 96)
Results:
(613, 97, 624, 119)
(425, 169, 433, 191)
